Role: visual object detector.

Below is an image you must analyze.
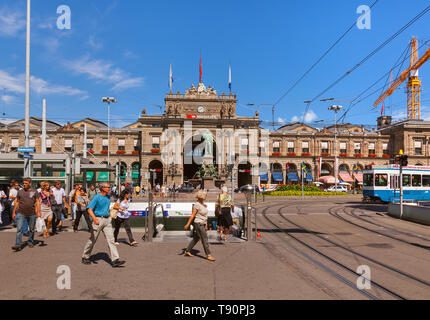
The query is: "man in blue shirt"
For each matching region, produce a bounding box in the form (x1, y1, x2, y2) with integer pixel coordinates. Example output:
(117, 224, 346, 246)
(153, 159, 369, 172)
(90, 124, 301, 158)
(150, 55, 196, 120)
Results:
(81, 182, 125, 268)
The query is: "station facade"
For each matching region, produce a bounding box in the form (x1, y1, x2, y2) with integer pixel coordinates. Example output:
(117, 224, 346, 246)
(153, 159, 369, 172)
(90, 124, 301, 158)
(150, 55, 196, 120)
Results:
(0, 82, 429, 188)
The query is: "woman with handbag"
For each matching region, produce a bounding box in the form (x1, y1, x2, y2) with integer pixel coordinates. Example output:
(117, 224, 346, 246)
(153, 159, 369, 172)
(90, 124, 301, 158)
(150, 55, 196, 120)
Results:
(73, 188, 92, 233)
(113, 191, 137, 246)
(39, 182, 53, 238)
(184, 190, 215, 261)
(215, 186, 233, 241)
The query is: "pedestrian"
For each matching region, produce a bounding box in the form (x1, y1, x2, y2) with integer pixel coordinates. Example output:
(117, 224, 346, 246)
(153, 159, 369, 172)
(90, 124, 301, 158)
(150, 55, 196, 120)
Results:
(0, 188, 6, 225)
(39, 182, 54, 239)
(161, 185, 166, 198)
(8, 182, 19, 226)
(88, 184, 97, 201)
(215, 186, 233, 241)
(135, 185, 140, 197)
(11, 178, 41, 252)
(82, 182, 125, 268)
(51, 181, 67, 234)
(74, 188, 92, 233)
(113, 190, 138, 246)
(184, 190, 216, 261)
(69, 184, 79, 222)
(230, 204, 243, 236)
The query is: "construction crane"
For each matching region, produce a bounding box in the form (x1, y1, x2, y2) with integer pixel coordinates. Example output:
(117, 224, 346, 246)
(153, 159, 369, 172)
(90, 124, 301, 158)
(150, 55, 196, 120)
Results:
(374, 37, 430, 120)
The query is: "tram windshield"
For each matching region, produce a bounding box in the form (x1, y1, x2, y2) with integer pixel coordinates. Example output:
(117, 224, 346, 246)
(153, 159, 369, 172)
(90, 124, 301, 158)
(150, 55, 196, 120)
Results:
(375, 174, 388, 186)
(412, 175, 421, 187)
(363, 173, 373, 187)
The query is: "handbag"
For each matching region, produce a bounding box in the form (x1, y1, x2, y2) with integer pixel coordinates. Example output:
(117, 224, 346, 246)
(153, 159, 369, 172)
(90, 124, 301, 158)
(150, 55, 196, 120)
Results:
(110, 203, 118, 219)
(35, 217, 46, 233)
(215, 205, 221, 217)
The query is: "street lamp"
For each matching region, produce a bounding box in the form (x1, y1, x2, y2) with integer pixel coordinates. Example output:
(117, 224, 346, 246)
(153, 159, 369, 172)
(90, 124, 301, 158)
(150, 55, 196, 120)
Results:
(328, 104, 343, 193)
(247, 103, 275, 130)
(102, 97, 117, 167)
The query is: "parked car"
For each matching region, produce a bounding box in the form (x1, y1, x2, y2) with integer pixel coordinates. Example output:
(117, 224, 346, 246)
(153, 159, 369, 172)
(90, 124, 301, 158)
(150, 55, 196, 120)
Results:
(177, 184, 195, 193)
(235, 184, 260, 193)
(324, 185, 348, 192)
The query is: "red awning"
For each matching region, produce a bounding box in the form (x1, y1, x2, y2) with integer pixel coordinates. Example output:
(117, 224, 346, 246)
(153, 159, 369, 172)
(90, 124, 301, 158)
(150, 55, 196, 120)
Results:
(318, 176, 339, 184)
(353, 173, 363, 182)
(339, 172, 354, 183)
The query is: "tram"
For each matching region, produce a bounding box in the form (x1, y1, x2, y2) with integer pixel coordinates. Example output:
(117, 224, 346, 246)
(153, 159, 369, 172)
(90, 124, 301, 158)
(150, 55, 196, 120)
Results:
(362, 165, 430, 203)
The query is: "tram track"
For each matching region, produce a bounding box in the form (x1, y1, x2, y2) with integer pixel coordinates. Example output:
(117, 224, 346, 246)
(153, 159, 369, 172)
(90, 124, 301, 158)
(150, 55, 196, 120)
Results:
(277, 206, 430, 289)
(259, 203, 405, 300)
(327, 205, 430, 251)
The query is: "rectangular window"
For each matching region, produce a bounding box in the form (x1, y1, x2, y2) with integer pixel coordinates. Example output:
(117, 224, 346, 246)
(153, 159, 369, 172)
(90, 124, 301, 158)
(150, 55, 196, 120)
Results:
(46, 139, 52, 152)
(415, 140, 422, 155)
(241, 138, 249, 150)
(118, 139, 125, 151)
(422, 175, 430, 187)
(368, 143, 375, 154)
(402, 174, 411, 187)
(259, 141, 265, 153)
(29, 139, 35, 148)
(102, 146, 108, 151)
(321, 141, 328, 154)
(412, 175, 421, 187)
(134, 140, 139, 152)
(65, 139, 72, 152)
(103, 139, 109, 146)
(383, 143, 389, 154)
(152, 137, 160, 150)
(340, 142, 347, 154)
(288, 141, 294, 153)
(354, 142, 361, 154)
(390, 175, 399, 189)
(375, 174, 388, 187)
(273, 141, 280, 153)
(11, 138, 19, 147)
(302, 141, 309, 153)
(363, 173, 373, 187)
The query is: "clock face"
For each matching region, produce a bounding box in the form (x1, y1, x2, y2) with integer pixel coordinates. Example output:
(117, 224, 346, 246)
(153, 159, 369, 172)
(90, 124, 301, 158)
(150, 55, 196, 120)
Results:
(198, 106, 205, 113)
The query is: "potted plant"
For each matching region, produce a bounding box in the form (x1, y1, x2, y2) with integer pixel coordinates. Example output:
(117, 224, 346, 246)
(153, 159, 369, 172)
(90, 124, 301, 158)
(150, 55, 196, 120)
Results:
(151, 148, 160, 153)
(355, 153, 362, 158)
(101, 150, 108, 155)
(287, 152, 296, 156)
(340, 153, 348, 157)
(272, 152, 281, 156)
(116, 150, 126, 155)
(368, 153, 377, 158)
(302, 152, 311, 156)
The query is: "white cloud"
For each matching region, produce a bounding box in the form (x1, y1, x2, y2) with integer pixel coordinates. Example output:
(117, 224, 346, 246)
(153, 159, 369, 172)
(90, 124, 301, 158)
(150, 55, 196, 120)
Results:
(64, 55, 144, 91)
(1, 95, 17, 104)
(88, 35, 103, 50)
(277, 117, 285, 124)
(0, 7, 26, 37)
(0, 69, 87, 97)
(291, 110, 317, 123)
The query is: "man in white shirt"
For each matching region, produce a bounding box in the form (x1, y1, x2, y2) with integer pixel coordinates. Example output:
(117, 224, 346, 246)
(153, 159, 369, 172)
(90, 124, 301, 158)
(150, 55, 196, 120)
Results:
(52, 181, 67, 234)
(9, 182, 19, 225)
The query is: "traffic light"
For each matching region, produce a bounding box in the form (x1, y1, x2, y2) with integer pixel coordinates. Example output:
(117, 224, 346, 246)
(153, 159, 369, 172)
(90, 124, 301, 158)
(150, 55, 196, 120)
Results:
(394, 154, 408, 167)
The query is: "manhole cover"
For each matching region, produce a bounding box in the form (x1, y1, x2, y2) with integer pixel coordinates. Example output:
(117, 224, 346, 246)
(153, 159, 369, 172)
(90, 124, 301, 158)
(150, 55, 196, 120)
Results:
(366, 243, 393, 249)
(334, 232, 352, 236)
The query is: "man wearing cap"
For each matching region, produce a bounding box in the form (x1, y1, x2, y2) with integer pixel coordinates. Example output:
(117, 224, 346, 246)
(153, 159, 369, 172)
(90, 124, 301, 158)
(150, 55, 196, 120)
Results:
(81, 182, 125, 268)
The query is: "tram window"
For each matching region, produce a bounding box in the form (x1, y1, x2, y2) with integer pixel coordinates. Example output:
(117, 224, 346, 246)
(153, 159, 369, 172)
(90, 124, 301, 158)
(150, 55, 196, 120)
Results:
(363, 174, 373, 187)
(423, 175, 430, 187)
(402, 175, 411, 187)
(390, 175, 399, 189)
(412, 175, 422, 187)
(375, 174, 388, 187)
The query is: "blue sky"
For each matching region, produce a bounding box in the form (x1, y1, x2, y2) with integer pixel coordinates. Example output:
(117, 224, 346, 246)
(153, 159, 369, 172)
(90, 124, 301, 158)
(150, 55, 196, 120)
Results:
(0, 0, 429, 128)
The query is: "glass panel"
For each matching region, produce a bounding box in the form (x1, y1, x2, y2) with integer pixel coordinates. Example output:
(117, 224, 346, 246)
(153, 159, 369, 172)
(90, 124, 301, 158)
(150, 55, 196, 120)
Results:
(363, 173, 373, 186)
(412, 175, 421, 187)
(422, 175, 430, 187)
(375, 174, 388, 186)
(402, 174, 411, 187)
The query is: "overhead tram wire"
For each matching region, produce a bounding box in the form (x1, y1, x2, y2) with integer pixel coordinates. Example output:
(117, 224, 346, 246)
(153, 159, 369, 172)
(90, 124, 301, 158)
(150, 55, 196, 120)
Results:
(273, 0, 380, 108)
(340, 39, 430, 122)
(303, 4, 430, 119)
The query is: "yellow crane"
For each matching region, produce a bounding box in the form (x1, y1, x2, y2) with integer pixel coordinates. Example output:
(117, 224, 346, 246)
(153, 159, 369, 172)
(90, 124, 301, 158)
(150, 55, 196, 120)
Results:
(374, 37, 430, 119)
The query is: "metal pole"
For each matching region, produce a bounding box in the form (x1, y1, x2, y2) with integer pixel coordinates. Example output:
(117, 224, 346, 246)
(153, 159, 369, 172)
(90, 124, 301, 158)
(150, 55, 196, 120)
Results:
(107, 101, 110, 166)
(272, 105, 275, 131)
(41, 98, 46, 154)
(400, 165, 404, 219)
(301, 164, 304, 200)
(231, 166, 235, 204)
(334, 110, 338, 193)
(83, 123, 87, 159)
(24, 0, 31, 177)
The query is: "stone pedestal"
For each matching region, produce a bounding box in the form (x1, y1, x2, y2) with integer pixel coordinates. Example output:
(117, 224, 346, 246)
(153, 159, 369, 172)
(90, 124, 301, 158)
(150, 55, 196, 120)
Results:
(202, 177, 216, 191)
